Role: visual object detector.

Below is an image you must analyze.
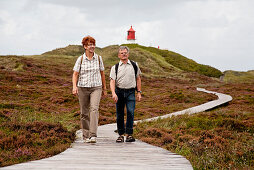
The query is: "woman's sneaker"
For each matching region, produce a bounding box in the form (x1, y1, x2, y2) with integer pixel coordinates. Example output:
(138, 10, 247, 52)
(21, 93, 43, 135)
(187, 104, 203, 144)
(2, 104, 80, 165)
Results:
(90, 137, 96, 143)
(84, 138, 90, 143)
(84, 137, 96, 143)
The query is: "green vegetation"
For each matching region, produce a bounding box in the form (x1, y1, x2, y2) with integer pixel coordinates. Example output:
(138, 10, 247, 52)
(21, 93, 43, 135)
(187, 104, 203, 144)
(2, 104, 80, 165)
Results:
(43, 43, 223, 78)
(122, 44, 223, 78)
(223, 70, 254, 83)
(100, 45, 183, 78)
(42, 45, 85, 56)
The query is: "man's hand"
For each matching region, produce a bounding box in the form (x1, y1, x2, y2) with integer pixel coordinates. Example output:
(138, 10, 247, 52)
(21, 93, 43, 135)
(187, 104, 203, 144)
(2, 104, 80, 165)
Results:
(72, 86, 78, 95)
(112, 93, 118, 103)
(137, 92, 141, 101)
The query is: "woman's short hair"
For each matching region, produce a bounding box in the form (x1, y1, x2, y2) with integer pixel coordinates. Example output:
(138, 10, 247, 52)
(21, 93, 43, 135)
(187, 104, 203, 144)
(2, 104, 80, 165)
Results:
(82, 36, 96, 47)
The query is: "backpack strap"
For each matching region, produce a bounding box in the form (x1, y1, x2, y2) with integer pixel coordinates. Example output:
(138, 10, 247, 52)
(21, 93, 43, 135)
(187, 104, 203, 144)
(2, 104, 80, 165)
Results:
(79, 55, 83, 73)
(115, 63, 119, 80)
(98, 55, 101, 69)
(77, 55, 84, 83)
(130, 60, 138, 90)
(130, 60, 137, 78)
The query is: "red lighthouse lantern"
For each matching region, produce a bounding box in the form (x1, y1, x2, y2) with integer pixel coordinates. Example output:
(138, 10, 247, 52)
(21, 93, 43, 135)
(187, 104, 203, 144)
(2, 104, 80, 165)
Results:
(127, 26, 136, 43)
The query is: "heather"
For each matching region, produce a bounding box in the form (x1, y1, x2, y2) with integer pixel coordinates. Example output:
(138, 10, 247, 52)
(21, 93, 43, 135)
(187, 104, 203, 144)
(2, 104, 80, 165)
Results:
(0, 53, 216, 167)
(0, 121, 75, 167)
(0, 55, 79, 166)
(134, 82, 254, 169)
(1, 44, 251, 168)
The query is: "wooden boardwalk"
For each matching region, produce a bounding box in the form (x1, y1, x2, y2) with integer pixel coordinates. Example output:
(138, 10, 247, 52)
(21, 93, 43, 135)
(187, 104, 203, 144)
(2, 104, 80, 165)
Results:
(135, 88, 232, 123)
(1, 88, 232, 170)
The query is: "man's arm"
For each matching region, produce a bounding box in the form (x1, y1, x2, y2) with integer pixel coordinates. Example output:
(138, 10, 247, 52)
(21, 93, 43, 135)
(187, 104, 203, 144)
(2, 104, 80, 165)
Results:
(110, 79, 118, 103)
(136, 76, 142, 101)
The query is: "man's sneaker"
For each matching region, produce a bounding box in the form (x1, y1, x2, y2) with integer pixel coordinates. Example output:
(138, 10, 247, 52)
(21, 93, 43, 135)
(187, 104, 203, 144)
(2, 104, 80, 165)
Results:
(126, 135, 135, 142)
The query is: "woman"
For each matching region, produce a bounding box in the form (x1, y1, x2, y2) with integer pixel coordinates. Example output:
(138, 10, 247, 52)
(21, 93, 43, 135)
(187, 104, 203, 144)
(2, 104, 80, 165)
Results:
(72, 36, 106, 143)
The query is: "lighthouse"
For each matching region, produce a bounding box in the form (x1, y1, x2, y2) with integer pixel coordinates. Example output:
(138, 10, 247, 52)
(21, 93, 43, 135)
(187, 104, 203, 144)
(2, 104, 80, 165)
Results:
(127, 26, 136, 43)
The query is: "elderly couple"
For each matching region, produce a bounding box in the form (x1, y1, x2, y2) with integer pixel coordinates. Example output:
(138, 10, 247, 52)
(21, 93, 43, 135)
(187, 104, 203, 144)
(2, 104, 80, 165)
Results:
(72, 36, 142, 143)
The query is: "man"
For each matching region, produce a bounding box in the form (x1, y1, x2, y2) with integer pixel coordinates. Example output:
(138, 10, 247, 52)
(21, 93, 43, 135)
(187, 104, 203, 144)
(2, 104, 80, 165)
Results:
(110, 46, 142, 143)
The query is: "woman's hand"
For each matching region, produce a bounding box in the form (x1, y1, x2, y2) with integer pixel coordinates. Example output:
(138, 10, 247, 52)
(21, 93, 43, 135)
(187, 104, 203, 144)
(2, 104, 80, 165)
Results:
(72, 71, 79, 95)
(72, 86, 78, 95)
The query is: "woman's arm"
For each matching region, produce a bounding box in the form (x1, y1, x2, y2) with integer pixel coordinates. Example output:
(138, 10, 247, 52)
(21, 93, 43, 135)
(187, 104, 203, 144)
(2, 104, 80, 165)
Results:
(100, 71, 107, 96)
(72, 71, 79, 95)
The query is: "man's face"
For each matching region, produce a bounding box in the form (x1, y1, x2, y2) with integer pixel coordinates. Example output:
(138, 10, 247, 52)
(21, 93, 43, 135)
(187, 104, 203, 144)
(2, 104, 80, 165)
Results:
(118, 49, 129, 60)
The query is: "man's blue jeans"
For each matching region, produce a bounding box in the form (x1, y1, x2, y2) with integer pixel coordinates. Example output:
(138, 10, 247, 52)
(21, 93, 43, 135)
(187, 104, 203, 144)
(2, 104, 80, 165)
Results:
(116, 88, 136, 135)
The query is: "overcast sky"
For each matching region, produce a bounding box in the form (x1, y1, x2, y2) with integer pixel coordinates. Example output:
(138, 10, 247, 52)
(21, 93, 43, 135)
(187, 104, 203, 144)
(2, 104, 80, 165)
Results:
(0, 0, 253, 71)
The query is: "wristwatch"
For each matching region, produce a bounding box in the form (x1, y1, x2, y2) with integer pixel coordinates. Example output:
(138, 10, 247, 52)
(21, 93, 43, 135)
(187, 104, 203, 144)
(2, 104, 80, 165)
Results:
(137, 91, 142, 93)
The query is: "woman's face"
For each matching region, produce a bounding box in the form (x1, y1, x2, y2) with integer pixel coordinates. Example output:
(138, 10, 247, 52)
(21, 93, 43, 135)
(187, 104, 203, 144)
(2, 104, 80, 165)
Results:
(84, 42, 95, 53)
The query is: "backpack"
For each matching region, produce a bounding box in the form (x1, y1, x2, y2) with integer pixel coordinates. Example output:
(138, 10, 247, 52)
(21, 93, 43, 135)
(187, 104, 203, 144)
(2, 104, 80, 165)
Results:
(115, 60, 138, 88)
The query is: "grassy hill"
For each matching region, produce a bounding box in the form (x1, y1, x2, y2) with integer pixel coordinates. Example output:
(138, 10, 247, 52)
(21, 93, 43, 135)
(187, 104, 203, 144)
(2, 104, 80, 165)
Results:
(42, 45, 85, 56)
(0, 44, 253, 169)
(43, 44, 222, 78)
(122, 44, 222, 78)
(222, 70, 254, 83)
